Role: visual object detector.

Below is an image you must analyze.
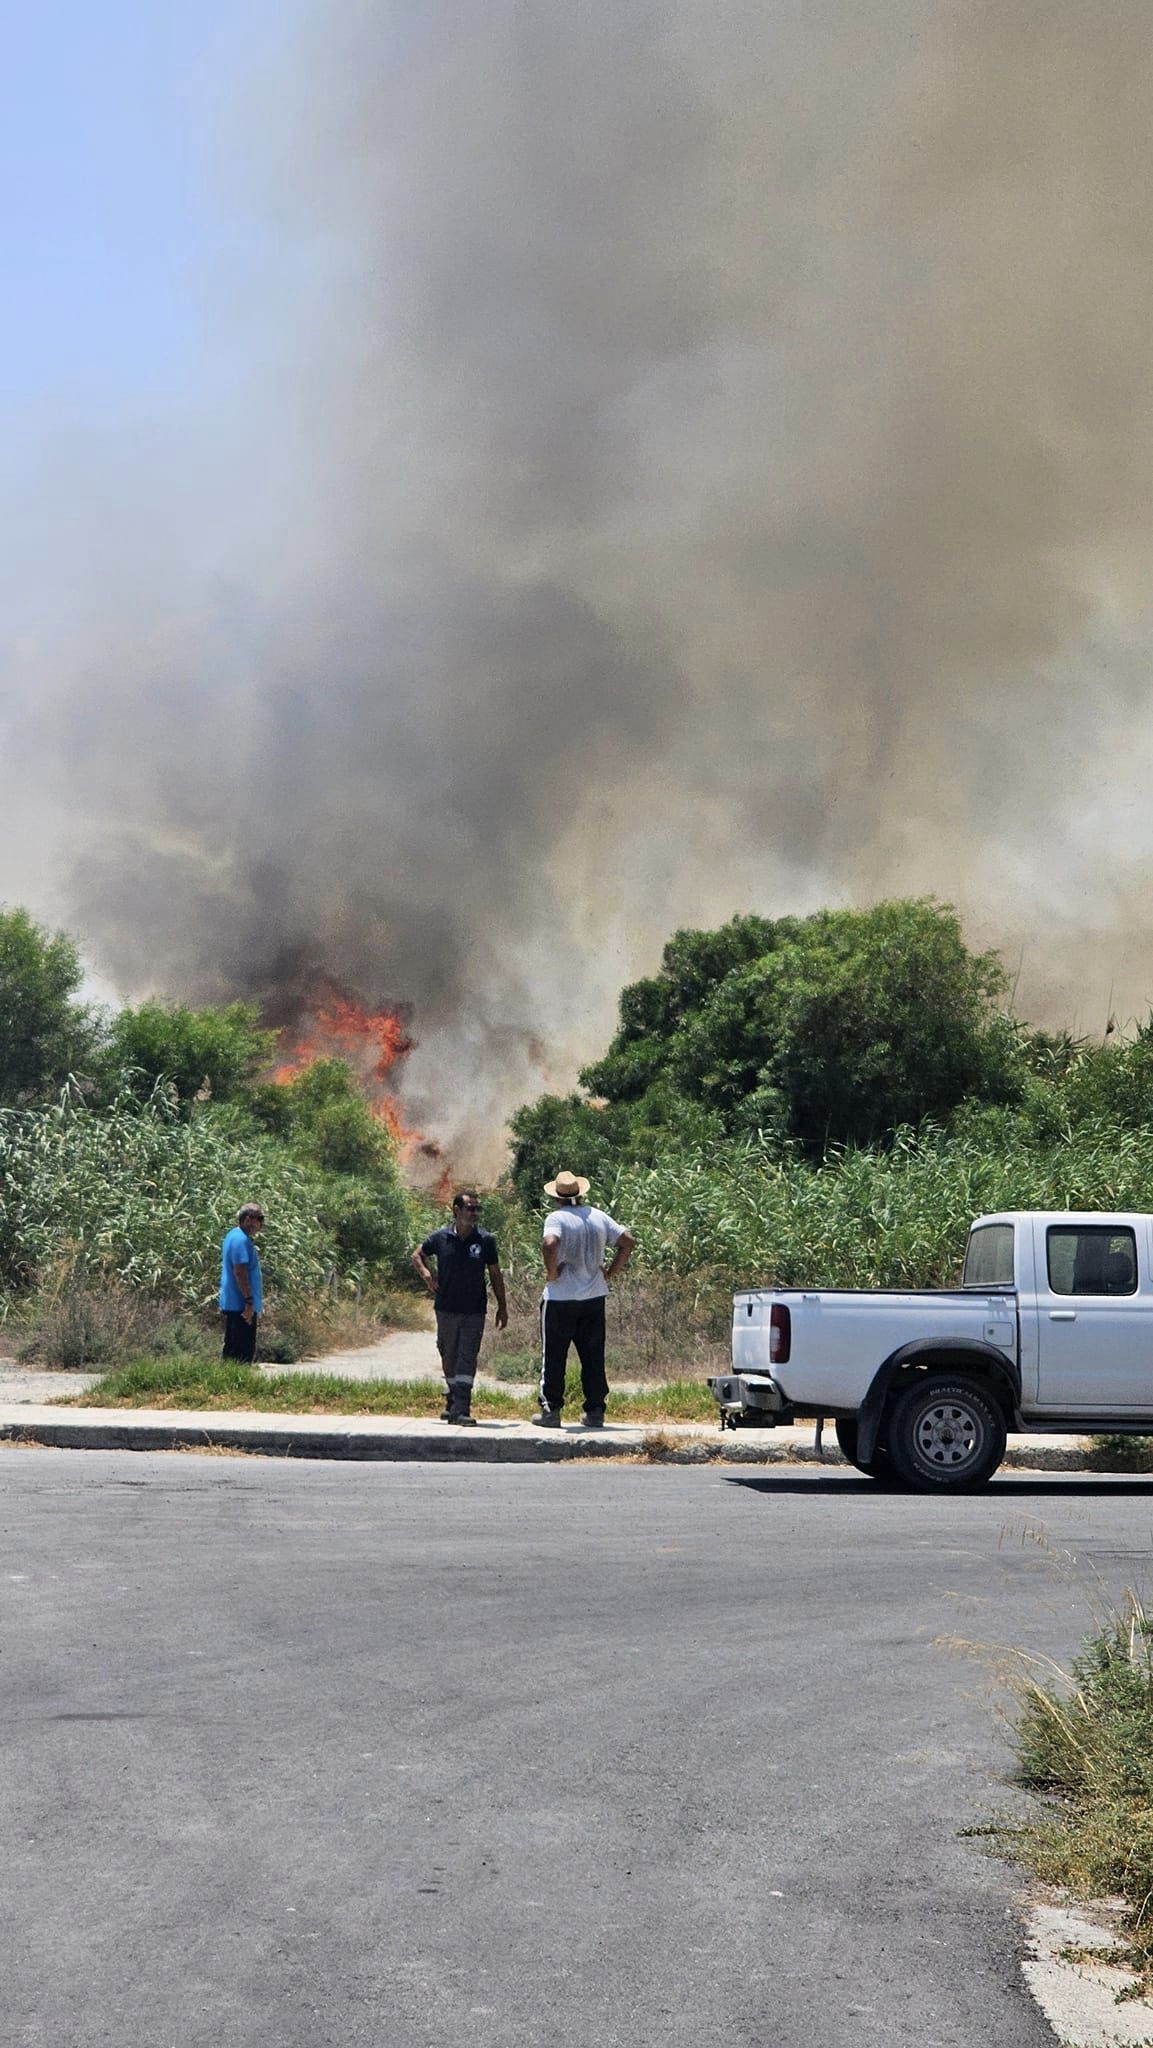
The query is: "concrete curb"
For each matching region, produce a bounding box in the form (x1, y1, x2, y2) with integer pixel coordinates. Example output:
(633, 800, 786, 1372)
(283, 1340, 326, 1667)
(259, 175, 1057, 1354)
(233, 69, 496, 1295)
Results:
(1023, 1897, 1153, 2045)
(0, 1418, 621, 1462)
(0, 1406, 1114, 1468)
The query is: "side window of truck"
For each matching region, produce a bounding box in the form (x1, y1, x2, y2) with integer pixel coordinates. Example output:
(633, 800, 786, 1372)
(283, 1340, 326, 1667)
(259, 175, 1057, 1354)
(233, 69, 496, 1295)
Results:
(1046, 1226, 1138, 1296)
(963, 1224, 1015, 1286)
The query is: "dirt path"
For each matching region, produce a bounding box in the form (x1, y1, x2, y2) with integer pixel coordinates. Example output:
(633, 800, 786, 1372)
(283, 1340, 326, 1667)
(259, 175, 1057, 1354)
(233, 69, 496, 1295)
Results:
(0, 1327, 646, 1400)
(0, 1332, 442, 1405)
(0, 1361, 103, 1403)
(294, 1328, 442, 1380)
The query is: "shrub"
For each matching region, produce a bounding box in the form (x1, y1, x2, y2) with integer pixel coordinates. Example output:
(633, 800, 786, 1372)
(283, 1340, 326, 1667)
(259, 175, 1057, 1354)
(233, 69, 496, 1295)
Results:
(1009, 1595, 1153, 1985)
(1087, 1435, 1153, 1474)
(259, 1060, 413, 1281)
(106, 999, 275, 1111)
(507, 1093, 638, 1207)
(0, 906, 101, 1104)
(580, 900, 1021, 1151)
(18, 1272, 213, 1369)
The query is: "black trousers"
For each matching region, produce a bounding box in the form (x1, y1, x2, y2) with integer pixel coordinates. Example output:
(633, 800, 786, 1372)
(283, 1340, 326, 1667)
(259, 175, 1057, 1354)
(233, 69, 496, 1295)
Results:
(222, 1311, 257, 1363)
(539, 1296, 608, 1414)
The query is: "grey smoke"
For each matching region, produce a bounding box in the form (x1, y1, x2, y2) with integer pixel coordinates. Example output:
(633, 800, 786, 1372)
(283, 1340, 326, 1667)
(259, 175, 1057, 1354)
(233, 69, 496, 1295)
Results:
(8, 0, 1153, 1166)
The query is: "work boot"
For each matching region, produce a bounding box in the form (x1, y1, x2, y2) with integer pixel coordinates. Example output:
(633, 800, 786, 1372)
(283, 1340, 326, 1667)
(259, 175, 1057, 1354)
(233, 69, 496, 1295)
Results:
(579, 1410, 605, 1429)
(531, 1406, 562, 1428)
(446, 1386, 476, 1426)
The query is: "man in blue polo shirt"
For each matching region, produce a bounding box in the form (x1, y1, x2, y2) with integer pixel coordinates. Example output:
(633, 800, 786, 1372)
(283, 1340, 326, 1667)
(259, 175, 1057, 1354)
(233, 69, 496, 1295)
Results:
(220, 1203, 264, 1363)
(412, 1190, 508, 1425)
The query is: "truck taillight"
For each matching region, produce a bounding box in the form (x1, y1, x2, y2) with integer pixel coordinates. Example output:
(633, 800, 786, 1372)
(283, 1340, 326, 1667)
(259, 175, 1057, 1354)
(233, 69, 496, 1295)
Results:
(770, 1304, 791, 1364)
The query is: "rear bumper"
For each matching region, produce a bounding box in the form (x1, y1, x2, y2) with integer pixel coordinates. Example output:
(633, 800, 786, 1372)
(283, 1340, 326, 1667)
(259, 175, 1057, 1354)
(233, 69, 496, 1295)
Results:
(708, 1373, 791, 1427)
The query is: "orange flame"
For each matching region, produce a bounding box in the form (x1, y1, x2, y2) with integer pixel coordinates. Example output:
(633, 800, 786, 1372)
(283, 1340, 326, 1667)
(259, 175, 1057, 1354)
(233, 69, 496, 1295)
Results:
(273, 982, 417, 1145)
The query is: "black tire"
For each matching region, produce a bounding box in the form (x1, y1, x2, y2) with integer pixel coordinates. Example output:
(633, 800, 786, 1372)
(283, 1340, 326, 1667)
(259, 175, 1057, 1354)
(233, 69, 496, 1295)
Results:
(886, 1375, 1007, 1492)
(834, 1417, 896, 1480)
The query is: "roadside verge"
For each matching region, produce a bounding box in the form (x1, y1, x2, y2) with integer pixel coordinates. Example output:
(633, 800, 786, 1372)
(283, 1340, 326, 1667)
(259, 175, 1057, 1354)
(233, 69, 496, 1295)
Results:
(0, 1405, 1101, 1465)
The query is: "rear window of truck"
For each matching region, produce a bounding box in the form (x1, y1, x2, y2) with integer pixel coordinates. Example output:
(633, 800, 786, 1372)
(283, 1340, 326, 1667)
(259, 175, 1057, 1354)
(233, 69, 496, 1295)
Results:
(963, 1224, 1015, 1287)
(1046, 1226, 1138, 1296)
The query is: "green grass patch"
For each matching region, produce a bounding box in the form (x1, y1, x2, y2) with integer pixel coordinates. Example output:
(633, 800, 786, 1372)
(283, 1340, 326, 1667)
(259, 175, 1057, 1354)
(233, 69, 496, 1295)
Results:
(1006, 1594, 1153, 1989)
(609, 1380, 718, 1422)
(60, 1356, 719, 1423)
(66, 1358, 523, 1417)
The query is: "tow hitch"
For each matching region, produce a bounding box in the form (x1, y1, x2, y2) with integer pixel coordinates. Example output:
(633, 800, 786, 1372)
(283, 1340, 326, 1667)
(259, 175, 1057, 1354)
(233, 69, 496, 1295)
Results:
(709, 1374, 789, 1429)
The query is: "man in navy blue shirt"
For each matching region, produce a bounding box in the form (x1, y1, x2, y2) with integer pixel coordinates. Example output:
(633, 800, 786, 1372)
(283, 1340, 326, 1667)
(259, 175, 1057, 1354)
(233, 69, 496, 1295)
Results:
(220, 1203, 264, 1363)
(412, 1191, 508, 1425)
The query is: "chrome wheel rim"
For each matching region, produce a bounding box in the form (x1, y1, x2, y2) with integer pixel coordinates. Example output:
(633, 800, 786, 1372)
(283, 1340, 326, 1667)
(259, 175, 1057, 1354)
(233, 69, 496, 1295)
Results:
(913, 1398, 985, 1472)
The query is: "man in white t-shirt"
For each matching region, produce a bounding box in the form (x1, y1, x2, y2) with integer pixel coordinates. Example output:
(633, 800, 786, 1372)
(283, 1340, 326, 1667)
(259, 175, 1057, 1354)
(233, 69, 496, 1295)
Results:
(533, 1169, 635, 1430)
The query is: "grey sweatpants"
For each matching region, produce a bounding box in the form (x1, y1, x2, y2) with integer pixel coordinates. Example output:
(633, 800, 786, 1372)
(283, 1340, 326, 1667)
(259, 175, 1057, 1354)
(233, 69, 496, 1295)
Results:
(435, 1310, 486, 1406)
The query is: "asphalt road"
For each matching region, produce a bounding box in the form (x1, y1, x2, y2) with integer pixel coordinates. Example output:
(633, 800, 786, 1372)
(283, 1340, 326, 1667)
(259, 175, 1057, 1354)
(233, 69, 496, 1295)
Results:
(6, 1454, 1152, 2048)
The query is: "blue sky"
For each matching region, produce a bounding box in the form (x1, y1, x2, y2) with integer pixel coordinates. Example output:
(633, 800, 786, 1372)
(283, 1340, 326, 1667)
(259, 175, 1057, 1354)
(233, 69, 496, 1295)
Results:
(0, 0, 323, 943)
(0, 0, 336, 635)
(0, 1, 298, 413)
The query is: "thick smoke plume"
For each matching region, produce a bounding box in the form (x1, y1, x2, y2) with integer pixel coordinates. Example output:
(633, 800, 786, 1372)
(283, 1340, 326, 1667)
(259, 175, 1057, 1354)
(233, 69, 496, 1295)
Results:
(9, 0, 1153, 1166)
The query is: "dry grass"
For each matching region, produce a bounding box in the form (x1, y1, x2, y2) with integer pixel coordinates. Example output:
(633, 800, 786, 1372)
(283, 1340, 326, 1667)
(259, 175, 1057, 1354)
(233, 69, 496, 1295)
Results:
(1002, 1592, 1153, 1991)
(8, 1266, 428, 1374)
(14, 1270, 212, 1371)
(639, 1428, 681, 1461)
(165, 1441, 259, 1458)
(480, 1268, 730, 1385)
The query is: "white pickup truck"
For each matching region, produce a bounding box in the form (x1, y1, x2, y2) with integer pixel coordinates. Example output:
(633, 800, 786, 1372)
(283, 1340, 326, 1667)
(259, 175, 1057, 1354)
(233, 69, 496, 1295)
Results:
(708, 1211, 1153, 1489)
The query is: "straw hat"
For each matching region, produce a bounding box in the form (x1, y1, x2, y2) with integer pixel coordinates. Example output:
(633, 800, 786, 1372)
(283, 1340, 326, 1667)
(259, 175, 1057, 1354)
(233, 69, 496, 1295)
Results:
(544, 1169, 590, 1201)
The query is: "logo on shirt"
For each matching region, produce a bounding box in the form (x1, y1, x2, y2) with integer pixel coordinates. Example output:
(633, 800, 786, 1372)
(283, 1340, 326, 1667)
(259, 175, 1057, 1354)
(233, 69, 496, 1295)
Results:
(469, 1242, 482, 1257)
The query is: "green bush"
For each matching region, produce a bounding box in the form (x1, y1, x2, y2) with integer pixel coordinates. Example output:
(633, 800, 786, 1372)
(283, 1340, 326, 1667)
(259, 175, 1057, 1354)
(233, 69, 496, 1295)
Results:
(259, 1059, 413, 1281)
(269, 1058, 393, 1175)
(617, 1108, 1153, 1286)
(580, 900, 1020, 1151)
(508, 1093, 642, 1207)
(0, 906, 101, 1103)
(106, 999, 275, 1111)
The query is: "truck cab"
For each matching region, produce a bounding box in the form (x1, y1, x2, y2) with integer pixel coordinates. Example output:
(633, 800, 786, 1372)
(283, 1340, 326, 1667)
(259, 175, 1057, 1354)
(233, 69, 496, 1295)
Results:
(980, 1212, 1153, 1417)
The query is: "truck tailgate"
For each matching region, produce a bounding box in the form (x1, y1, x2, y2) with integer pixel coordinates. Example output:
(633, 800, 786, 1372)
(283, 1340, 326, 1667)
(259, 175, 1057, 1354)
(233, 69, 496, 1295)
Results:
(731, 1288, 1018, 1409)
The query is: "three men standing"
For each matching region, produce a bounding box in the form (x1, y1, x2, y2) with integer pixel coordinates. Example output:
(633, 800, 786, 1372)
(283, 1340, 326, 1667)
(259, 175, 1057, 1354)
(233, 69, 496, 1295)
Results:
(534, 1171, 635, 1429)
(217, 1173, 633, 1426)
(412, 1191, 508, 1425)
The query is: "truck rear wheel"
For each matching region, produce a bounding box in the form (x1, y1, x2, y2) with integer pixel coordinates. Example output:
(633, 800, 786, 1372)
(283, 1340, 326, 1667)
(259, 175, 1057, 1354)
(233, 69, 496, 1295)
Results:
(834, 1418, 895, 1480)
(887, 1376, 1006, 1491)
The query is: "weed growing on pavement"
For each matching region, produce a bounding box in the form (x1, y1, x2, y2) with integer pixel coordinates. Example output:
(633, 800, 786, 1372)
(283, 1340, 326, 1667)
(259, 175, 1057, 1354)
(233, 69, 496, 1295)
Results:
(1005, 1592, 1153, 1992)
(167, 1441, 260, 1457)
(639, 1429, 680, 1461)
